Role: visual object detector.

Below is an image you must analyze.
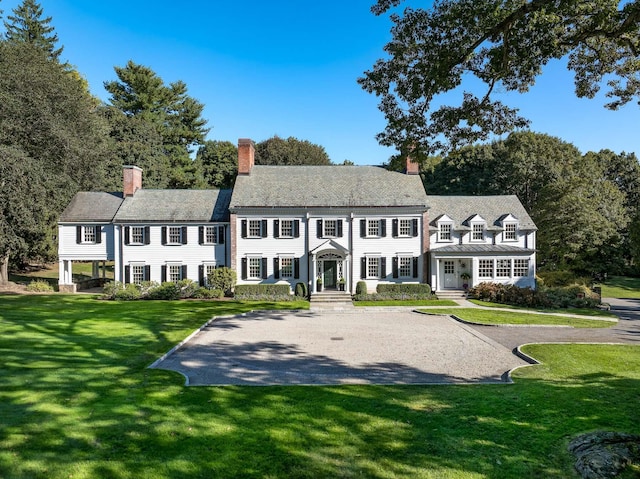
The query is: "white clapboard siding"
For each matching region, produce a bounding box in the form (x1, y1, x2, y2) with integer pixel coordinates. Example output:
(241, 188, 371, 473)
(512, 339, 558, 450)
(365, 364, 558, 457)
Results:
(58, 224, 115, 261)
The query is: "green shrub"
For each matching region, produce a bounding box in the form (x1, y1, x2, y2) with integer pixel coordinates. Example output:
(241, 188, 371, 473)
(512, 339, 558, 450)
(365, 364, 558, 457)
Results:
(114, 283, 142, 301)
(193, 287, 224, 299)
(469, 282, 600, 309)
(102, 281, 124, 300)
(294, 282, 308, 298)
(207, 267, 237, 296)
(26, 280, 55, 293)
(138, 281, 159, 298)
(146, 282, 181, 300)
(376, 283, 431, 296)
(356, 281, 367, 295)
(176, 279, 199, 299)
(234, 284, 292, 301)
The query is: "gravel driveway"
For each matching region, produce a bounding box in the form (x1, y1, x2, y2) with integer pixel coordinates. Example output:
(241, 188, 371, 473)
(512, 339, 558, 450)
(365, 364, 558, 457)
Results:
(151, 309, 529, 386)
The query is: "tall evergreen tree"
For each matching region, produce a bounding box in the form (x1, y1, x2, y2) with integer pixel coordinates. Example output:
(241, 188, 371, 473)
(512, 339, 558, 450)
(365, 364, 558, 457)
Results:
(3, 0, 62, 60)
(104, 61, 209, 188)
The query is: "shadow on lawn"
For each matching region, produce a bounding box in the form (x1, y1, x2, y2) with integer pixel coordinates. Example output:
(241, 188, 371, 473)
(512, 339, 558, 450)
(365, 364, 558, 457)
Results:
(1, 295, 639, 478)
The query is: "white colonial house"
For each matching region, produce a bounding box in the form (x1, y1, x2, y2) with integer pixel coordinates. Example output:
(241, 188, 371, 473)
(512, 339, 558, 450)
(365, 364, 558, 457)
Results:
(58, 138, 537, 295)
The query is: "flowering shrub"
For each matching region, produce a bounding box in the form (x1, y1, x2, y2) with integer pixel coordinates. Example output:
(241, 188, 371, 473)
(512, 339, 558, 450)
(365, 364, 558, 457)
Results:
(469, 282, 599, 309)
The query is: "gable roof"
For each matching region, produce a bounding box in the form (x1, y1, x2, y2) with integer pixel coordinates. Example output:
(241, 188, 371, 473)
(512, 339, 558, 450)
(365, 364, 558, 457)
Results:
(230, 165, 428, 209)
(113, 189, 232, 223)
(426, 195, 536, 231)
(59, 192, 124, 222)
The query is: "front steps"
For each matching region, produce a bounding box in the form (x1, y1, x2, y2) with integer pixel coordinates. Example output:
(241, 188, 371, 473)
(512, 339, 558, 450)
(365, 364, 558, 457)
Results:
(435, 289, 468, 300)
(310, 291, 354, 309)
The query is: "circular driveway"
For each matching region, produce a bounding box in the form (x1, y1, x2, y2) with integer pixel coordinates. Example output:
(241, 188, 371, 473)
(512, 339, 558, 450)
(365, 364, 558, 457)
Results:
(151, 309, 530, 386)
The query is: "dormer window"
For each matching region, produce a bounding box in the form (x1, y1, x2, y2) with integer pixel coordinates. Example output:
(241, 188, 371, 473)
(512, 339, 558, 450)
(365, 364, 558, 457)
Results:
(471, 223, 484, 241)
(438, 223, 452, 242)
(504, 223, 517, 241)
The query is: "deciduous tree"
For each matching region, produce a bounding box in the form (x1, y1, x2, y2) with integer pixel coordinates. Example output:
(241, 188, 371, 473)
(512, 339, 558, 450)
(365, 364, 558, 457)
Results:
(360, 0, 640, 157)
(255, 136, 332, 165)
(195, 140, 238, 189)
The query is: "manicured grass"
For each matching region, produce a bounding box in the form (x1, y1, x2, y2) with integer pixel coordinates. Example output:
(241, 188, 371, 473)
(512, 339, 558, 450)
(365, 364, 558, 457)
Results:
(9, 261, 115, 285)
(468, 299, 618, 318)
(597, 275, 640, 299)
(354, 299, 458, 307)
(420, 308, 615, 328)
(1, 295, 638, 478)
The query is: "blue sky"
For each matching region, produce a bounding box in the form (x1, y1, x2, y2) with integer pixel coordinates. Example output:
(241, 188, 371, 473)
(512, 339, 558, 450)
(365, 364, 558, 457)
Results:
(2, 0, 638, 164)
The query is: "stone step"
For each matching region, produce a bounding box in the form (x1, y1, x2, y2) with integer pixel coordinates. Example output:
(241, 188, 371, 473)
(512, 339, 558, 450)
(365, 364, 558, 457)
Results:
(436, 290, 468, 299)
(310, 292, 353, 303)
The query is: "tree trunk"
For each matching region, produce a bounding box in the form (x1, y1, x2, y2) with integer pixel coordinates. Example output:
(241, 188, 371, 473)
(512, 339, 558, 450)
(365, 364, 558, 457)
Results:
(0, 252, 9, 285)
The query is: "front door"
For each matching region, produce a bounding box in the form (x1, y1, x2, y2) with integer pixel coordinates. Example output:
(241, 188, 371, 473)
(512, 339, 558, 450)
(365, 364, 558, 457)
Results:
(443, 260, 457, 288)
(323, 261, 337, 289)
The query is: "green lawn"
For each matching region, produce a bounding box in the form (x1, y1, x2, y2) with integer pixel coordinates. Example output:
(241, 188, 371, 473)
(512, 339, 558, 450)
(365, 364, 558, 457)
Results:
(598, 275, 640, 299)
(421, 308, 615, 328)
(9, 261, 114, 285)
(1, 295, 638, 478)
(467, 299, 618, 318)
(355, 299, 458, 307)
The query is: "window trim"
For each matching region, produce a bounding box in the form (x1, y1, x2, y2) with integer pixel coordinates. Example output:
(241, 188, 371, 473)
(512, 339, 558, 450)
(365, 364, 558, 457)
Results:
(76, 225, 102, 245)
(360, 219, 386, 238)
(471, 223, 485, 242)
(274, 219, 300, 239)
(503, 222, 518, 242)
(478, 259, 494, 278)
(124, 225, 150, 246)
(438, 222, 453, 242)
(514, 258, 530, 277)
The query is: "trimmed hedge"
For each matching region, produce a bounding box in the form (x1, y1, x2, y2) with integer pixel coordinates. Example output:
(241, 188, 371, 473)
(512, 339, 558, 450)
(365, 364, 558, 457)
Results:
(353, 283, 433, 301)
(294, 282, 308, 298)
(102, 280, 223, 301)
(234, 284, 293, 301)
(355, 281, 367, 295)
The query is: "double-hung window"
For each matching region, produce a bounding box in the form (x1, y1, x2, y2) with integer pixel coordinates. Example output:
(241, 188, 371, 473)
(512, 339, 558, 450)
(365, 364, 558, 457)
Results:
(368, 257, 380, 278)
(324, 220, 337, 237)
(439, 223, 452, 241)
(399, 257, 412, 277)
(514, 259, 530, 277)
(132, 265, 146, 284)
(205, 226, 218, 244)
(168, 227, 182, 244)
(83, 226, 96, 243)
(361, 256, 386, 279)
(399, 219, 412, 237)
(168, 264, 183, 282)
(368, 220, 380, 237)
(472, 224, 484, 241)
(504, 223, 517, 241)
(76, 225, 102, 244)
(280, 220, 293, 237)
(249, 220, 262, 238)
(478, 259, 494, 278)
(131, 227, 144, 244)
(280, 257, 293, 278)
(496, 259, 511, 277)
(249, 257, 262, 279)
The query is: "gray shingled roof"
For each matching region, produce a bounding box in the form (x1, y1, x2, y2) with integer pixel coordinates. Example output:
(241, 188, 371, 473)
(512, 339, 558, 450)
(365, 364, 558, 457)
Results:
(230, 166, 428, 209)
(434, 244, 535, 254)
(59, 192, 124, 222)
(426, 195, 537, 231)
(113, 189, 232, 222)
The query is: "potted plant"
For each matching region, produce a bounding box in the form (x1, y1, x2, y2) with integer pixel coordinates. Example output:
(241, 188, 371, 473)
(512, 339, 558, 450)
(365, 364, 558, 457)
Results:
(460, 272, 471, 290)
(338, 277, 345, 291)
(317, 276, 323, 292)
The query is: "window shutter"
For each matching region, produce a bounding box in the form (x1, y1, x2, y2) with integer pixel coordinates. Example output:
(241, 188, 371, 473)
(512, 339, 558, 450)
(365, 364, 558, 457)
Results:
(241, 258, 247, 280)
(361, 257, 366, 279)
(274, 258, 280, 279)
(181, 265, 188, 280)
(124, 265, 130, 284)
(337, 220, 343, 237)
(218, 226, 225, 244)
(161, 227, 167, 245)
(360, 219, 366, 238)
(317, 219, 323, 238)
(392, 219, 398, 238)
(161, 265, 167, 283)
(274, 220, 280, 238)
(199, 265, 204, 286)
(144, 226, 151, 245)
(261, 220, 268, 238)
(392, 257, 399, 278)
(261, 257, 268, 279)
(124, 227, 130, 245)
(412, 218, 419, 237)
(96, 226, 102, 244)
(380, 257, 386, 278)
(144, 265, 151, 282)
(182, 227, 188, 245)
(381, 219, 386, 237)
(241, 220, 247, 238)
(76, 226, 82, 244)
(199, 226, 204, 245)
(413, 257, 419, 278)
(293, 220, 300, 238)
(294, 258, 300, 279)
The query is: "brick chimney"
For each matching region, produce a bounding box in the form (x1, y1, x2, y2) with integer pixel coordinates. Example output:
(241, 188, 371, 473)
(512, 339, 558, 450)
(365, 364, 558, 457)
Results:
(123, 166, 142, 197)
(406, 155, 420, 175)
(238, 138, 255, 175)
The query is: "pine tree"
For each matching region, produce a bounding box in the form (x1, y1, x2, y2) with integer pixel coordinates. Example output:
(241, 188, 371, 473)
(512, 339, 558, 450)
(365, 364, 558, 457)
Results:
(4, 0, 63, 60)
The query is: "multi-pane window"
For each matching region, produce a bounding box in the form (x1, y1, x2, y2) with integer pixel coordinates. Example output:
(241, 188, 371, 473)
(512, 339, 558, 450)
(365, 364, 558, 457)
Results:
(399, 219, 412, 237)
(248, 220, 262, 238)
(478, 259, 494, 278)
(83, 226, 96, 243)
(367, 257, 380, 278)
(514, 259, 530, 277)
(280, 220, 293, 237)
(504, 223, 517, 241)
(439, 223, 452, 241)
(324, 220, 337, 237)
(131, 226, 144, 244)
(280, 257, 293, 278)
(249, 257, 262, 279)
(168, 226, 182, 244)
(444, 260, 455, 274)
(168, 264, 183, 283)
(204, 226, 218, 244)
(496, 259, 512, 277)
(367, 220, 380, 237)
(132, 265, 145, 285)
(472, 224, 484, 241)
(399, 257, 412, 277)
(204, 263, 217, 286)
